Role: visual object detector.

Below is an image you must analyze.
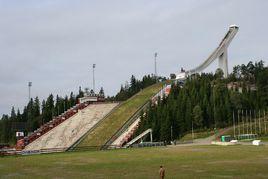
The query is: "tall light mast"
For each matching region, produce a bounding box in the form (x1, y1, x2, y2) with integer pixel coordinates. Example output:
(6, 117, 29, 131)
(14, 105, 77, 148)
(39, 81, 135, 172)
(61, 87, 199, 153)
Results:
(154, 52, 157, 78)
(28, 82, 32, 101)
(92, 64, 96, 92)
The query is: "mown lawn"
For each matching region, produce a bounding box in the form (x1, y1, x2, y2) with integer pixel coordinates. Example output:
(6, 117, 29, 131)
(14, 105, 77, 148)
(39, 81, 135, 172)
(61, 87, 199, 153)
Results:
(179, 130, 214, 141)
(77, 82, 164, 148)
(1, 145, 268, 178)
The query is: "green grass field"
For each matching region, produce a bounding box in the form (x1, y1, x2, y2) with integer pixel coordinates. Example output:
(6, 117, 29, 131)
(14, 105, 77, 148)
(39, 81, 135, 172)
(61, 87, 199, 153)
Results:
(77, 83, 164, 148)
(179, 130, 214, 141)
(1, 145, 268, 178)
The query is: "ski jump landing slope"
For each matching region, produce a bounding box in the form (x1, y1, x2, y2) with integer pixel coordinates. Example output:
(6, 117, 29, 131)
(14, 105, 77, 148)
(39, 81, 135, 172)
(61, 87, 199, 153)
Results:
(24, 103, 119, 151)
(76, 83, 164, 149)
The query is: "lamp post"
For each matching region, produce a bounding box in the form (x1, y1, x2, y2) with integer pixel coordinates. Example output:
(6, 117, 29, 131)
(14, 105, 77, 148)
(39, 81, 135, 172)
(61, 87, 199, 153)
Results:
(27, 82, 32, 133)
(170, 125, 173, 142)
(92, 64, 96, 92)
(233, 110, 236, 137)
(154, 52, 157, 79)
(192, 120, 194, 141)
(28, 82, 32, 101)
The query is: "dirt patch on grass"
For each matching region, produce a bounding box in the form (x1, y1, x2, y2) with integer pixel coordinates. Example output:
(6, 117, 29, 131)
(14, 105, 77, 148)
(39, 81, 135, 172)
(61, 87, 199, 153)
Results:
(2, 172, 23, 178)
(180, 164, 190, 167)
(189, 148, 208, 152)
(208, 159, 268, 165)
(207, 160, 239, 164)
(211, 174, 233, 178)
(194, 169, 205, 173)
(54, 161, 70, 165)
(179, 165, 206, 173)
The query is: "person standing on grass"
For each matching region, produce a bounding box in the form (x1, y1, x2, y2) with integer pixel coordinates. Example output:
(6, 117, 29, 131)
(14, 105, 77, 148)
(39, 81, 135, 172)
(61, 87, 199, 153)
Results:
(159, 165, 165, 179)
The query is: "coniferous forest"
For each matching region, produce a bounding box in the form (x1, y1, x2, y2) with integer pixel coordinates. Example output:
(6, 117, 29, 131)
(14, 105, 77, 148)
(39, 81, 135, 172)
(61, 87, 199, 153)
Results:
(0, 61, 267, 144)
(108, 74, 157, 101)
(135, 61, 268, 142)
(0, 90, 84, 144)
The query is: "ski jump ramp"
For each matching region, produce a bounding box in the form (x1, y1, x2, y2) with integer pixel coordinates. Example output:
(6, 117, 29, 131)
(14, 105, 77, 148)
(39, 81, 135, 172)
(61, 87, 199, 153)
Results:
(177, 25, 239, 79)
(23, 103, 119, 151)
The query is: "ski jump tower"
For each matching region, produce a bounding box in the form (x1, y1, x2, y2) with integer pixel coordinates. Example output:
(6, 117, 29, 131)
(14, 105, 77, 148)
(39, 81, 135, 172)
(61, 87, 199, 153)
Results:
(177, 25, 239, 79)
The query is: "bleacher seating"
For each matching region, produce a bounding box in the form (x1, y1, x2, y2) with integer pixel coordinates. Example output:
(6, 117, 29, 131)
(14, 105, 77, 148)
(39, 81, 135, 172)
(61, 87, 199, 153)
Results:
(22, 102, 118, 151)
(16, 102, 90, 150)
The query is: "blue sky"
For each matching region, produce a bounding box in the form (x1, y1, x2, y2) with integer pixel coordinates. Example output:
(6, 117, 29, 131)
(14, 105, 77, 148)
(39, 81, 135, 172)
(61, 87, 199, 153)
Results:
(0, 0, 267, 115)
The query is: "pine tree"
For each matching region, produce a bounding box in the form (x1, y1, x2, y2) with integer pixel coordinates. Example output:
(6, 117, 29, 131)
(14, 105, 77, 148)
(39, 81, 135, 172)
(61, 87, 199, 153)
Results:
(192, 105, 203, 128)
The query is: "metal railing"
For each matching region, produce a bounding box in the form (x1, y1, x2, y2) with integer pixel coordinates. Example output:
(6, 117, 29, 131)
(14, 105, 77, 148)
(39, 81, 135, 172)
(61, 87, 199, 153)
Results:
(101, 98, 154, 149)
(102, 83, 168, 150)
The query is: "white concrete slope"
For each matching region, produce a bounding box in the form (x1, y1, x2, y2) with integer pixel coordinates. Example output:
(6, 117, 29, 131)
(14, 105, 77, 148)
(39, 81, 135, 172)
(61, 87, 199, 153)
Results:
(24, 103, 118, 151)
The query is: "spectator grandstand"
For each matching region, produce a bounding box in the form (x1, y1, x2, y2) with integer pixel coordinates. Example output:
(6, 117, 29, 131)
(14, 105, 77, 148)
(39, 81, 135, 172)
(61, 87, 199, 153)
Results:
(23, 102, 118, 151)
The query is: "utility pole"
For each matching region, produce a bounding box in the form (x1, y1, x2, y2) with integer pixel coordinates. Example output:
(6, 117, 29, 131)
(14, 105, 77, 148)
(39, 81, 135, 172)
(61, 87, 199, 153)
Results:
(264, 110, 267, 134)
(92, 64, 96, 93)
(191, 120, 194, 141)
(259, 110, 261, 134)
(28, 82, 32, 102)
(249, 109, 253, 134)
(246, 110, 248, 134)
(154, 52, 157, 79)
(242, 109, 244, 134)
(254, 110, 257, 134)
(213, 88, 216, 129)
(238, 110, 240, 136)
(233, 110, 236, 137)
(170, 125, 173, 142)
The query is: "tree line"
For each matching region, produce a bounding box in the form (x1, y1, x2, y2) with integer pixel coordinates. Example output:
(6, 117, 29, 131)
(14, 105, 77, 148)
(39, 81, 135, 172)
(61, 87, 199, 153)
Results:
(0, 74, 157, 144)
(0, 89, 84, 144)
(135, 61, 268, 142)
(107, 74, 157, 101)
(1, 61, 267, 144)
